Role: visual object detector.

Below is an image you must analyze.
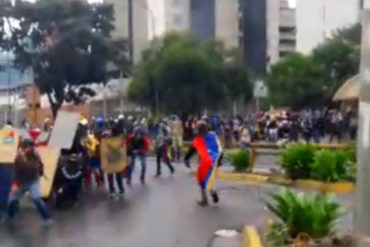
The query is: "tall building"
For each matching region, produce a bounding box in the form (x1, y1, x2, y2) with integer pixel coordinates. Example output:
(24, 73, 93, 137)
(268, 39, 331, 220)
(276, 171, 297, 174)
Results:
(105, 0, 149, 63)
(190, 0, 215, 40)
(240, 0, 268, 75)
(164, 0, 190, 32)
(215, 0, 239, 49)
(296, 0, 360, 54)
(278, 0, 296, 58)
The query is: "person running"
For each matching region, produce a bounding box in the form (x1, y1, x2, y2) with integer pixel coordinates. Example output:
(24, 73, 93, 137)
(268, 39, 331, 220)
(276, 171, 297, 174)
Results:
(155, 121, 175, 178)
(127, 127, 150, 185)
(184, 121, 222, 206)
(7, 138, 52, 227)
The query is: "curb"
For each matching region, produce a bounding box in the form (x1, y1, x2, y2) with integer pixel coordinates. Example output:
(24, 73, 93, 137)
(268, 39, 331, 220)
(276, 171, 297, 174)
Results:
(216, 172, 355, 194)
(242, 225, 263, 247)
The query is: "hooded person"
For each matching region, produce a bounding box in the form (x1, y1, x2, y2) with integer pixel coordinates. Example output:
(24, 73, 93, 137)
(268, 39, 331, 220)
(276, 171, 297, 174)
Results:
(7, 138, 52, 227)
(184, 121, 222, 206)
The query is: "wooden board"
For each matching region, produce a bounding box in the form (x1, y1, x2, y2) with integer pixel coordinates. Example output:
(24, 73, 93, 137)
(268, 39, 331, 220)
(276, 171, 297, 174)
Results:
(48, 111, 79, 149)
(39, 147, 60, 198)
(100, 137, 127, 174)
(0, 127, 19, 164)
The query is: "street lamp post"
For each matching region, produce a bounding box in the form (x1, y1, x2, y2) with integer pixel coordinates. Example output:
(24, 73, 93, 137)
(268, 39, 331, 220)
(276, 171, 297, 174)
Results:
(355, 7, 370, 247)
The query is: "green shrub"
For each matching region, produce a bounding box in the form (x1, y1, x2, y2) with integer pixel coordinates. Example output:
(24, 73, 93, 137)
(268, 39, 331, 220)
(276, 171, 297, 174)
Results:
(227, 150, 250, 172)
(345, 142, 357, 163)
(311, 150, 353, 182)
(280, 144, 316, 180)
(265, 189, 341, 241)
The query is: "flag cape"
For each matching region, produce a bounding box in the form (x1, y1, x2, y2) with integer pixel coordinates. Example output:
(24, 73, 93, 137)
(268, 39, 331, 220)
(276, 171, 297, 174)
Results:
(193, 132, 222, 191)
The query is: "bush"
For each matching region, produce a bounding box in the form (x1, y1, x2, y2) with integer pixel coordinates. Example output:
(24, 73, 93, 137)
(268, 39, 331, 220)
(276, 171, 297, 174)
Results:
(280, 144, 316, 180)
(265, 189, 341, 242)
(227, 150, 250, 172)
(311, 150, 353, 182)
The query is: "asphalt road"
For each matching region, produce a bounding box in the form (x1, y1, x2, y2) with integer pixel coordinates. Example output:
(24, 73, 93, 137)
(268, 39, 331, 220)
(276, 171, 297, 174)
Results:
(0, 157, 354, 247)
(0, 158, 270, 247)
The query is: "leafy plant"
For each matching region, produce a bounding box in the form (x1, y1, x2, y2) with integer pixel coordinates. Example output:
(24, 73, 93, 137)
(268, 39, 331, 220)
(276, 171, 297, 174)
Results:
(227, 150, 250, 172)
(311, 150, 353, 182)
(264, 224, 289, 247)
(265, 189, 342, 241)
(280, 144, 316, 180)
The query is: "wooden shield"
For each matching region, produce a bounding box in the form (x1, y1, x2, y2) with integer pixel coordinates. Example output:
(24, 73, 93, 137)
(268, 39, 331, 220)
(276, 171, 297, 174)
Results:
(48, 111, 80, 149)
(39, 147, 60, 198)
(100, 137, 127, 174)
(0, 127, 19, 164)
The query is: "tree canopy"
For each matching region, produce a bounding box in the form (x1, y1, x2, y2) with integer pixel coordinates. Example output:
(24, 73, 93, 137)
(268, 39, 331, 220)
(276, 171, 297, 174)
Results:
(0, 0, 129, 117)
(312, 23, 360, 100)
(268, 53, 325, 109)
(128, 33, 252, 116)
(267, 23, 361, 108)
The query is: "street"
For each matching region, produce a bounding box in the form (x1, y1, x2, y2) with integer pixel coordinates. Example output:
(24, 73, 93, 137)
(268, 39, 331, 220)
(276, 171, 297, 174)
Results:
(0, 158, 270, 247)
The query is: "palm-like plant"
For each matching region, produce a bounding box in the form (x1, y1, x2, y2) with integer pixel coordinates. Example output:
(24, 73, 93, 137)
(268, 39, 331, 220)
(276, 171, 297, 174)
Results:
(265, 189, 342, 240)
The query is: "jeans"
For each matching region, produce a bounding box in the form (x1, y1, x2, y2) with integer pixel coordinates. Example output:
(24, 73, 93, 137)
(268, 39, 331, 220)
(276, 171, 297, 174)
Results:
(0, 165, 11, 219)
(127, 153, 147, 183)
(156, 146, 175, 175)
(8, 180, 51, 221)
(107, 173, 124, 194)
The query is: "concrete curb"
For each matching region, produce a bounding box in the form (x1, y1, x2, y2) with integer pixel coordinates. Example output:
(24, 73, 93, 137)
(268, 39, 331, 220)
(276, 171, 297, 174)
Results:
(242, 225, 263, 247)
(216, 172, 355, 194)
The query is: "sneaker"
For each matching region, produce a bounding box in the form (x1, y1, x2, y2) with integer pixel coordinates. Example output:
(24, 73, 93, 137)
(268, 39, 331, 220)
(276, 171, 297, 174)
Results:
(154, 173, 161, 178)
(211, 191, 219, 204)
(109, 192, 116, 199)
(43, 219, 53, 229)
(118, 191, 125, 198)
(197, 200, 209, 207)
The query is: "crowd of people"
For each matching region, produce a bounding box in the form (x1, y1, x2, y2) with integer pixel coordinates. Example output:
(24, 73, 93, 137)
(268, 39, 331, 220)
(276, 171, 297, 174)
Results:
(183, 107, 357, 147)
(0, 106, 358, 227)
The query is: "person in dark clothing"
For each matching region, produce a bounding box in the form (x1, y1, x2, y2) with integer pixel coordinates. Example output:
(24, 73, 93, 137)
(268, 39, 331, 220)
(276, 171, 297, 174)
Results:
(112, 115, 125, 137)
(126, 128, 150, 185)
(155, 122, 175, 177)
(7, 138, 52, 227)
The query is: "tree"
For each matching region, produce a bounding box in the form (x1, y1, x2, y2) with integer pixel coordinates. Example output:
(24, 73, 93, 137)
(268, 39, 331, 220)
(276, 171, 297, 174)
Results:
(222, 49, 253, 112)
(268, 53, 325, 109)
(0, 0, 129, 118)
(332, 22, 361, 45)
(129, 33, 252, 116)
(312, 23, 361, 100)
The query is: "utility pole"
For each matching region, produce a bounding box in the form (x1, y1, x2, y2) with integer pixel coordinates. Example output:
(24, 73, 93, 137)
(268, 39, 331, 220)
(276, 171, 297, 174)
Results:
(355, 6, 370, 247)
(128, 0, 134, 65)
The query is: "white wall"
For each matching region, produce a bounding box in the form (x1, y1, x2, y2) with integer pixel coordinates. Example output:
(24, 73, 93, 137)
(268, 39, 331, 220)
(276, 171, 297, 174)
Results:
(132, 0, 149, 63)
(296, 0, 360, 54)
(215, 0, 239, 49)
(266, 0, 280, 64)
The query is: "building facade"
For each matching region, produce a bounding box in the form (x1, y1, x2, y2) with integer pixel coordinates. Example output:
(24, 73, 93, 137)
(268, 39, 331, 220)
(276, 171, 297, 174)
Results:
(105, 0, 150, 64)
(240, 0, 268, 75)
(215, 0, 239, 49)
(190, 0, 215, 40)
(164, 0, 191, 32)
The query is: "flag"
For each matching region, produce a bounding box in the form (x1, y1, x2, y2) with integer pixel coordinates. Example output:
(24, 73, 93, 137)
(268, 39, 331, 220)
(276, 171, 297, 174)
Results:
(193, 132, 222, 191)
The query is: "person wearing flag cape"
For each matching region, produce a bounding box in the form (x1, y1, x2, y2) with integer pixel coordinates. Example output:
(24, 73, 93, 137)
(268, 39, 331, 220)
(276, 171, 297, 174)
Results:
(184, 121, 222, 206)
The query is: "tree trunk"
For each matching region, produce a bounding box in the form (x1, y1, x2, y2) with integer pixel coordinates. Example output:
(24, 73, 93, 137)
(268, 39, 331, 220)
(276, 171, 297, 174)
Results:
(47, 93, 62, 120)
